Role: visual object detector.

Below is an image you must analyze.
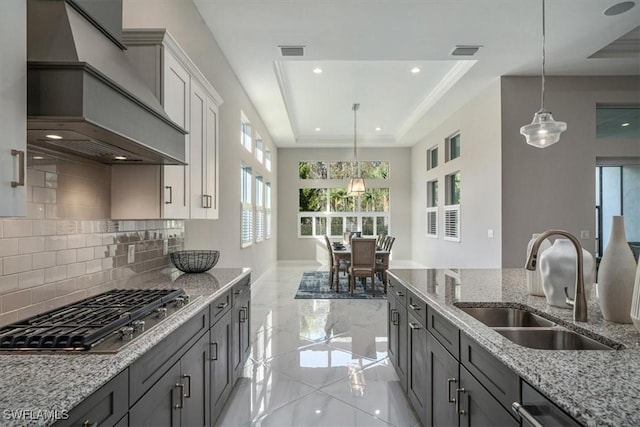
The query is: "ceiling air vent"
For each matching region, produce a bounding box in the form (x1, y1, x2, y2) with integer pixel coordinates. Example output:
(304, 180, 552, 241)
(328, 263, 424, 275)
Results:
(279, 45, 305, 57)
(451, 45, 482, 56)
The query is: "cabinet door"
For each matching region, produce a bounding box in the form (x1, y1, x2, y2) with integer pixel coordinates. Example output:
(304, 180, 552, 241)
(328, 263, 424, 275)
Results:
(162, 51, 189, 219)
(211, 310, 232, 424)
(181, 333, 210, 427)
(204, 97, 219, 219)
(240, 294, 251, 367)
(407, 312, 428, 425)
(0, 0, 26, 217)
(459, 366, 518, 427)
(387, 296, 408, 392)
(189, 80, 207, 219)
(426, 332, 458, 427)
(129, 361, 181, 427)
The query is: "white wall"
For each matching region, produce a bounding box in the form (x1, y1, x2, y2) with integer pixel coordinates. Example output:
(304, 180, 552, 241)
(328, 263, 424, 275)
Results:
(123, 0, 277, 278)
(277, 147, 412, 261)
(411, 80, 503, 268)
(500, 76, 640, 267)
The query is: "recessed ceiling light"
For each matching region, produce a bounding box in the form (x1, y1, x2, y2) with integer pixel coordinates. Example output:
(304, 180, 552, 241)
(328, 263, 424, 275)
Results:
(313, 67, 323, 74)
(410, 67, 421, 74)
(45, 134, 62, 140)
(604, 1, 635, 16)
(315, 410, 322, 414)
(114, 155, 127, 160)
(375, 127, 382, 131)
(315, 127, 321, 132)
(33, 156, 44, 160)
(621, 122, 631, 127)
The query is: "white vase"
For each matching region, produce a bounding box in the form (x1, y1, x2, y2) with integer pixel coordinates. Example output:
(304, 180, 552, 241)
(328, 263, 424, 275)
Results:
(526, 234, 551, 296)
(597, 216, 636, 323)
(539, 239, 595, 309)
(629, 258, 640, 332)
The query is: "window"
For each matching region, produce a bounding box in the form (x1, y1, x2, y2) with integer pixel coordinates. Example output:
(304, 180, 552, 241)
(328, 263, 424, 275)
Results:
(299, 161, 328, 179)
(265, 182, 272, 239)
(299, 161, 389, 180)
(241, 164, 253, 247)
(255, 176, 264, 242)
(446, 133, 460, 161)
(360, 161, 389, 179)
(596, 105, 640, 139)
(241, 115, 252, 153)
(444, 171, 461, 242)
(427, 146, 438, 170)
(426, 180, 438, 238)
(265, 150, 272, 171)
(255, 137, 264, 163)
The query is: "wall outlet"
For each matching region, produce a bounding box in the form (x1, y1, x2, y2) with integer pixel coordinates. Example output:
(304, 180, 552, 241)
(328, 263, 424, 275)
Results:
(580, 230, 590, 239)
(163, 239, 168, 255)
(127, 244, 135, 264)
(487, 229, 494, 238)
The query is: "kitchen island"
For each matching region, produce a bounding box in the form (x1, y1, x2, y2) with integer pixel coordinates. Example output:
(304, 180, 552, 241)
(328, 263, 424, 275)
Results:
(388, 268, 640, 427)
(0, 267, 251, 427)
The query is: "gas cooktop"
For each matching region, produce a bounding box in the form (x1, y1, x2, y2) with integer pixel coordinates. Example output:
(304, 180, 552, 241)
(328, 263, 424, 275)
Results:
(0, 288, 194, 353)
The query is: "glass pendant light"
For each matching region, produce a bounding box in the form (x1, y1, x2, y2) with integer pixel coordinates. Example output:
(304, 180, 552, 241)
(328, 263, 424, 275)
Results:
(520, 0, 567, 148)
(346, 103, 366, 196)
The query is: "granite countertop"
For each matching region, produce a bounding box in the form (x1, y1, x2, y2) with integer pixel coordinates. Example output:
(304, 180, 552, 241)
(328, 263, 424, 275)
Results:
(388, 268, 640, 427)
(0, 267, 251, 427)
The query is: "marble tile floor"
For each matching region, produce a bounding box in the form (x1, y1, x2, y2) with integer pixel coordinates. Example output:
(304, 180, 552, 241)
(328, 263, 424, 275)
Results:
(216, 261, 422, 427)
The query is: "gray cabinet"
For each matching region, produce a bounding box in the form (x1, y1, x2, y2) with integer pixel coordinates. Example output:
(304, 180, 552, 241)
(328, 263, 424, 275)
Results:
(426, 332, 458, 427)
(387, 287, 408, 391)
(129, 332, 210, 427)
(211, 309, 232, 424)
(407, 310, 428, 425)
(517, 381, 581, 427)
(232, 277, 251, 382)
(458, 366, 519, 427)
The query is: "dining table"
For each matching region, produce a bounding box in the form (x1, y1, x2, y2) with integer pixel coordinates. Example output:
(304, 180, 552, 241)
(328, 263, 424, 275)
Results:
(331, 244, 391, 292)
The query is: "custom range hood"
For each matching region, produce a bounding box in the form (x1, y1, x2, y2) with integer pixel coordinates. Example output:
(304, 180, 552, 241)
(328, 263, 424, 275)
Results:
(26, 0, 187, 164)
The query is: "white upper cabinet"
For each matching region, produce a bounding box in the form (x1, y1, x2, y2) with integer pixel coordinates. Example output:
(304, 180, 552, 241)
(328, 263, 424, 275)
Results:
(113, 29, 222, 220)
(0, 0, 26, 217)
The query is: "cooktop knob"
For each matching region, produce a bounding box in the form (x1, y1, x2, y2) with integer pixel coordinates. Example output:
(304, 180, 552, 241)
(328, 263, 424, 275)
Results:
(175, 297, 185, 307)
(119, 326, 134, 341)
(132, 320, 145, 332)
(156, 307, 168, 318)
(184, 295, 191, 304)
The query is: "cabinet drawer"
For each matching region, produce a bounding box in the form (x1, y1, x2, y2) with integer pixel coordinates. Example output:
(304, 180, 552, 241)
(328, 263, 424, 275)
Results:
(518, 381, 582, 427)
(210, 290, 232, 326)
(427, 308, 459, 358)
(460, 332, 519, 413)
(387, 277, 407, 308)
(56, 369, 128, 427)
(231, 275, 251, 305)
(129, 307, 209, 406)
(407, 291, 427, 327)
(460, 366, 519, 427)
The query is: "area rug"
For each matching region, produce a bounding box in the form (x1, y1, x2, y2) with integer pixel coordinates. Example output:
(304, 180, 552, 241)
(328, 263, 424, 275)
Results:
(294, 271, 386, 299)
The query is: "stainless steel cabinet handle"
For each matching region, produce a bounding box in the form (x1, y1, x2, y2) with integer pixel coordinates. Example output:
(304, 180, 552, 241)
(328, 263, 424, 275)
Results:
(211, 342, 218, 361)
(512, 402, 544, 427)
(202, 194, 208, 208)
(456, 388, 466, 415)
(82, 421, 98, 427)
(165, 186, 173, 204)
(239, 307, 247, 323)
(409, 303, 421, 311)
(217, 301, 228, 309)
(234, 289, 243, 295)
(447, 378, 457, 403)
(390, 308, 398, 325)
(206, 195, 213, 208)
(11, 149, 25, 188)
(182, 374, 192, 398)
(395, 291, 404, 297)
(409, 322, 421, 330)
(175, 383, 185, 409)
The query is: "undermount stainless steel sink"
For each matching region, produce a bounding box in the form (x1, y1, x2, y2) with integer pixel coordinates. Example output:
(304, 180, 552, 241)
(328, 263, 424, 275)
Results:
(456, 306, 555, 327)
(454, 303, 620, 350)
(494, 328, 616, 351)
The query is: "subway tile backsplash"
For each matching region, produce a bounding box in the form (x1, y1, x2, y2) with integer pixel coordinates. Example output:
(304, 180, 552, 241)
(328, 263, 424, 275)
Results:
(0, 152, 184, 327)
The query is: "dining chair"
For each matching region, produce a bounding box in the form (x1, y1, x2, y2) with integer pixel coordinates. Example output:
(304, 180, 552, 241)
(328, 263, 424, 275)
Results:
(324, 235, 348, 292)
(376, 236, 394, 293)
(348, 237, 378, 296)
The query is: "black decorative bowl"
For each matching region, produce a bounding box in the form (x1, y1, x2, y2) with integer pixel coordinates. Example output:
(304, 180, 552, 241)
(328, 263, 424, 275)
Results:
(170, 250, 220, 273)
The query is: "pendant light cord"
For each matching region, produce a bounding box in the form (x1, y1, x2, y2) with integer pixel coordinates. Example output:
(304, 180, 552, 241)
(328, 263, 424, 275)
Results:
(541, 0, 546, 110)
(353, 103, 360, 175)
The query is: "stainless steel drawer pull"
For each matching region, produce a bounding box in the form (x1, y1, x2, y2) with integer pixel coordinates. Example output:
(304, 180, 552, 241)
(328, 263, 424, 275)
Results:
(217, 301, 229, 309)
(82, 421, 98, 427)
(182, 374, 192, 398)
(512, 402, 544, 427)
(211, 342, 219, 361)
(447, 378, 457, 403)
(456, 388, 466, 415)
(409, 303, 421, 311)
(390, 309, 398, 325)
(409, 322, 421, 330)
(395, 291, 404, 297)
(175, 383, 185, 409)
(165, 186, 173, 204)
(11, 149, 25, 188)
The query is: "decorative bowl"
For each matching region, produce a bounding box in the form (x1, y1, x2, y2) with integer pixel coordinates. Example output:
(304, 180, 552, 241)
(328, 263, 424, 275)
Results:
(170, 250, 220, 273)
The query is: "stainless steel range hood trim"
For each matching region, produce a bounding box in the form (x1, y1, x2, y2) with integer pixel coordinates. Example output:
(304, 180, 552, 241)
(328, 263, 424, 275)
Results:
(27, 61, 188, 165)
